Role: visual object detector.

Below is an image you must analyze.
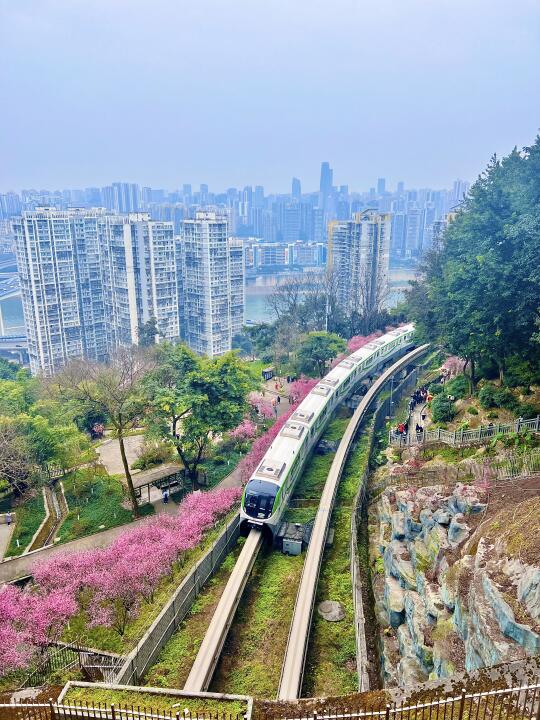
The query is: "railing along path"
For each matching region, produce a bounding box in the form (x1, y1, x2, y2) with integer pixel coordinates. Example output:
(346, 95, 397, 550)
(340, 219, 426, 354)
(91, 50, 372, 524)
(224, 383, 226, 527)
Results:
(389, 416, 540, 448)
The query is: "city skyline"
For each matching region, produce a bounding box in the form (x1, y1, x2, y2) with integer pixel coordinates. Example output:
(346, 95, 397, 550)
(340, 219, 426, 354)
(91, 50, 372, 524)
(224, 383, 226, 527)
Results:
(1, 1, 538, 191)
(0, 172, 469, 198)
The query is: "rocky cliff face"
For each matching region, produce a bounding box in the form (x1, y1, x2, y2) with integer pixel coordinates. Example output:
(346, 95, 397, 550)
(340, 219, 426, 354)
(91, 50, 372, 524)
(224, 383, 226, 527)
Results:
(370, 482, 540, 687)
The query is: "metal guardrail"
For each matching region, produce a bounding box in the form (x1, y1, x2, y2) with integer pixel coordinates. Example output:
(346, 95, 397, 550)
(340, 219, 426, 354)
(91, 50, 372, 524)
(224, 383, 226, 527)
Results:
(1, 700, 248, 720)
(273, 683, 540, 720)
(389, 416, 540, 448)
(277, 344, 430, 701)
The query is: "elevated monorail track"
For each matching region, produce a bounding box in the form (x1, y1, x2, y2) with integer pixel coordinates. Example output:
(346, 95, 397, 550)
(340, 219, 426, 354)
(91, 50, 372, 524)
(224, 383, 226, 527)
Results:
(182, 332, 429, 696)
(183, 527, 263, 692)
(277, 343, 430, 700)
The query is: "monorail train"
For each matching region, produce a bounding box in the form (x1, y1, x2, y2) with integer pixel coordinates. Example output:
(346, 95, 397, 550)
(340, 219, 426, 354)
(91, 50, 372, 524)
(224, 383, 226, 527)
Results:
(239, 323, 416, 538)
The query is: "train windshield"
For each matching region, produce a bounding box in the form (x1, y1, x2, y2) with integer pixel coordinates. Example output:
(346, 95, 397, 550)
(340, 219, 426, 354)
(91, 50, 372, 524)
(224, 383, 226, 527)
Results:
(243, 478, 279, 519)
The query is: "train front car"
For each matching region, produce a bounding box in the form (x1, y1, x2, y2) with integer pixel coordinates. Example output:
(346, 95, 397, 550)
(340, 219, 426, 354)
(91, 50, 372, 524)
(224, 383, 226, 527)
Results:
(239, 323, 416, 539)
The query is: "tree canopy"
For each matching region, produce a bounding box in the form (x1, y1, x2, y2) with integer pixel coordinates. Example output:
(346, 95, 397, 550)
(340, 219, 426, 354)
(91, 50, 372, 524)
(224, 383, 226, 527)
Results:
(297, 331, 347, 377)
(407, 137, 540, 385)
(143, 345, 256, 484)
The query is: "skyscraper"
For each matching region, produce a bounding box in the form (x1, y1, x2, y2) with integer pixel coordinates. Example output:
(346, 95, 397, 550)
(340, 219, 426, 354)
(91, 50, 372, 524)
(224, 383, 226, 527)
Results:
(377, 178, 386, 195)
(291, 177, 301, 200)
(319, 162, 333, 203)
(13, 208, 178, 375)
(179, 211, 244, 356)
(327, 210, 391, 316)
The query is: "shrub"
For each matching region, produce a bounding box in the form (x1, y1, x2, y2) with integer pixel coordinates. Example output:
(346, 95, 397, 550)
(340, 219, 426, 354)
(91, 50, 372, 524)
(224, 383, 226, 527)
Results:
(428, 383, 444, 396)
(131, 442, 174, 471)
(479, 384, 497, 409)
(467, 406, 478, 415)
(445, 375, 469, 399)
(515, 403, 538, 419)
(493, 387, 518, 411)
(431, 395, 456, 423)
(486, 411, 499, 419)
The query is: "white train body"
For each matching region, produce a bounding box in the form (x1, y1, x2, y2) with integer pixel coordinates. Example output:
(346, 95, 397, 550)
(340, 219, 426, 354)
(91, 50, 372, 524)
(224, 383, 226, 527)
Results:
(240, 324, 416, 538)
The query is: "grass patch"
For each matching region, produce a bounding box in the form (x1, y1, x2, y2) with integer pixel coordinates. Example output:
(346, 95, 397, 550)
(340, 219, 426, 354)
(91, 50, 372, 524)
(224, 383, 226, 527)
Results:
(58, 468, 154, 544)
(146, 545, 242, 688)
(64, 509, 238, 653)
(202, 449, 244, 488)
(6, 489, 46, 557)
(211, 546, 304, 697)
(63, 687, 247, 717)
(302, 419, 372, 698)
(294, 416, 350, 498)
(283, 506, 317, 523)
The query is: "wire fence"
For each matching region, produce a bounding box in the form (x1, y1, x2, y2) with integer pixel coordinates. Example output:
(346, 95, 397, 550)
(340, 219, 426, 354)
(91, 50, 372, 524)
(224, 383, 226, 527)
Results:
(271, 683, 540, 720)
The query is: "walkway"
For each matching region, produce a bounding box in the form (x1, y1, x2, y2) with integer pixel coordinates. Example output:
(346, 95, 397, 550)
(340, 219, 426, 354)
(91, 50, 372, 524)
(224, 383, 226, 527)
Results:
(0, 522, 14, 560)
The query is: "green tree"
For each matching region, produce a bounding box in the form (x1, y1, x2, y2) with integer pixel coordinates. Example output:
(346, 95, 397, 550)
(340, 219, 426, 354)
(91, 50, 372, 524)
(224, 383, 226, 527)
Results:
(144, 345, 255, 485)
(0, 357, 22, 380)
(138, 317, 160, 347)
(49, 347, 155, 516)
(296, 331, 346, 377)
(407, 138, 540, 386)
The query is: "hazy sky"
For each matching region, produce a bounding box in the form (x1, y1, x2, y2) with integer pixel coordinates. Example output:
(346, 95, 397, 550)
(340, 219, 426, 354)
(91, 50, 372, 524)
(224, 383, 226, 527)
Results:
(1, 0, 539, 193)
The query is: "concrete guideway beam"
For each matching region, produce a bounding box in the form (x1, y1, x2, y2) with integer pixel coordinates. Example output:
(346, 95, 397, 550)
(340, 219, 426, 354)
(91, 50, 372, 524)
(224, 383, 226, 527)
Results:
(277, 343, 431, 701)
(183, 528, 264, 693)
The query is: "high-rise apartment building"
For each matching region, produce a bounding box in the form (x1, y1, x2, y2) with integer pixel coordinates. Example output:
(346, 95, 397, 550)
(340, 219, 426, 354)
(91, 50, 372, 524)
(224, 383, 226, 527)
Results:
(327, 210, 391, 315)
(13, 208, 179, 375)
(179, 211, 244, 357)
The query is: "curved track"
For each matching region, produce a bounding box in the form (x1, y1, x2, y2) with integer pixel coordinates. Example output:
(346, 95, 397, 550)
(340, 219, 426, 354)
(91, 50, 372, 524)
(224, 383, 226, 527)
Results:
(277, 343, 430, 700)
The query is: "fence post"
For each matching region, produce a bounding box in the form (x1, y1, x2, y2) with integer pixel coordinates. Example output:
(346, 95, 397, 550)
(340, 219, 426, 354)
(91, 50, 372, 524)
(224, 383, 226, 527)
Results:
(49, 698, 56, 720)
(385, 704, 391, 720)
(536, 415, 540, 433)
(457, 688, 467, 720)
(111, 703, 117, 720)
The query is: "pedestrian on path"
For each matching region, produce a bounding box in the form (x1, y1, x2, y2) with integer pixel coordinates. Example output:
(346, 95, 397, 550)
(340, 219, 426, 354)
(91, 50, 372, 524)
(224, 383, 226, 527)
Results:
(6, 512, 11, 526)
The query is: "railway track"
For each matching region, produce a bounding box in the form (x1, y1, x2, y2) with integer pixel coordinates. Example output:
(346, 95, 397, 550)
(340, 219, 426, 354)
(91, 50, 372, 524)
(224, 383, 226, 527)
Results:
(183, 343, 429, 696)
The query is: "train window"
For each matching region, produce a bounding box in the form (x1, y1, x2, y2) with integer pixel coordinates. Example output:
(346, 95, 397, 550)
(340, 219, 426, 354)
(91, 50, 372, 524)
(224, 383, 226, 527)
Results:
(243, 478, 279, 519)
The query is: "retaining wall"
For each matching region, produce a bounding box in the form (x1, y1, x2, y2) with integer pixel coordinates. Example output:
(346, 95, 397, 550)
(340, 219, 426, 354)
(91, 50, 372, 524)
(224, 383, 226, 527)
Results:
(350, 359, 432, 692)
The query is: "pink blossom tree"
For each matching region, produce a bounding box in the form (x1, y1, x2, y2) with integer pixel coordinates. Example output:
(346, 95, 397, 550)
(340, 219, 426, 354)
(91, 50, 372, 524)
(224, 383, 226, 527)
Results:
(248, 392, 274, 420)
(229, 417, 258, 446)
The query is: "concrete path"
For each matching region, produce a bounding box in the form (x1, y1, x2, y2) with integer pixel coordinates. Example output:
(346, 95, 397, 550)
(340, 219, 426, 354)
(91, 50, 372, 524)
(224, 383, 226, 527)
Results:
(0, 522, 14, 560)
(0, 519, 144, 583)
(97, 435, 144, 476)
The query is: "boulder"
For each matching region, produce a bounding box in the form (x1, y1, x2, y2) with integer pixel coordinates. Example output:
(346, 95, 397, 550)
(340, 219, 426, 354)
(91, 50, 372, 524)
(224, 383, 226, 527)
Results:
(419, 508, 435, 532)
(318, 600, 345, 621)
(391, 511, 407, 540)
(385, 576, 406, 628)
(448, 513, 470, 547)
(397, 656, 429, 686)
(433, 508, 451, 526)
(404, 590, 434, 670)
(384, 541, 417, 590)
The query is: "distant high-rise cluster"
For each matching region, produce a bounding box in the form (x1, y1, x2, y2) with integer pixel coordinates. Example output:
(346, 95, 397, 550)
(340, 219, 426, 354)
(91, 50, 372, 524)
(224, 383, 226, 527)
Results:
(328, 210, 391, 315)
(3, 166, 470, 374)
(0, 168, 469, 259)
(13, 207, 243, 374)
